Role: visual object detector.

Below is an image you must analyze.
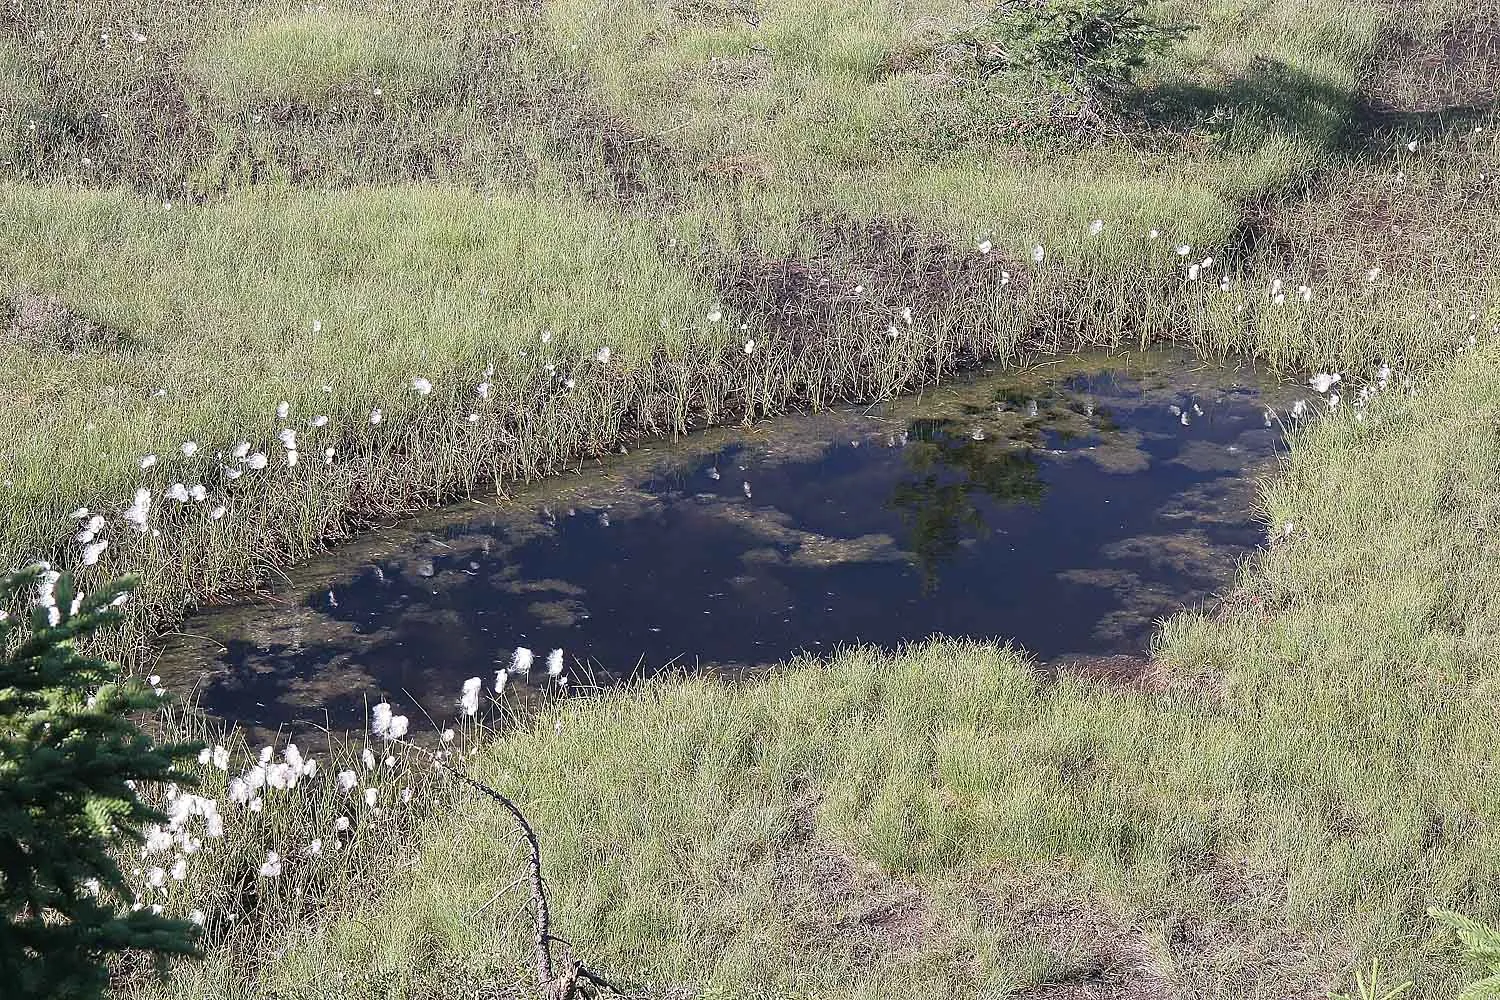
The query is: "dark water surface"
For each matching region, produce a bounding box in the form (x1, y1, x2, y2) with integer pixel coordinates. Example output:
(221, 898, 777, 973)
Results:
(158, 352, 1309, 731)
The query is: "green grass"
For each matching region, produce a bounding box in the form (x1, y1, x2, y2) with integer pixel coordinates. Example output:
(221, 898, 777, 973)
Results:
(0, 0, 1413, 655)
(188, 10, 459, 105)
(135, 341, 1500, 999)
(2, 0, 1499, 995)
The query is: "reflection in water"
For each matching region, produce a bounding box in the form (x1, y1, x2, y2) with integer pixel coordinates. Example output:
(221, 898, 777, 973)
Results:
(157, 353, 1311, 734)
(891, 419, 1044, 591)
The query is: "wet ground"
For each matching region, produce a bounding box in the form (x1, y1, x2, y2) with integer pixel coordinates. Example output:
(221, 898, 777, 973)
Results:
(157, 352, 1311, 733)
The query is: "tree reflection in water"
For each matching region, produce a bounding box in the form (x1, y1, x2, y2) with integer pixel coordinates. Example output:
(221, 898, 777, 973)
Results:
(890, 417, 1045, 591)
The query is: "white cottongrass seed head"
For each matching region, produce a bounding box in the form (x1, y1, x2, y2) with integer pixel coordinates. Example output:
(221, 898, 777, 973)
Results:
(1309, 372, 1341, 394)
(371, 702, 393, 738)
(460, 676, 482, 715)
(124, 485, 153, 530)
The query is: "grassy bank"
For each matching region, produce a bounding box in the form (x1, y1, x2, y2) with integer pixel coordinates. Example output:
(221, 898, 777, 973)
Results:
(129, 340, 1500, 998)
(0, 0, 1437, 658)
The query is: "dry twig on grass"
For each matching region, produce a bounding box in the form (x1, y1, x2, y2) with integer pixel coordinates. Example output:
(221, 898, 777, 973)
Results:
(398, 739, 628, 1000)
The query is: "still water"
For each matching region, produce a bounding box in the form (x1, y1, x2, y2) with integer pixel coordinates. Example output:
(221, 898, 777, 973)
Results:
(158, 352, 1309, 731)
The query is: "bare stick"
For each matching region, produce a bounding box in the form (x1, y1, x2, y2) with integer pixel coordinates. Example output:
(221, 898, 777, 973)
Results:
(397, 738, 624, 999)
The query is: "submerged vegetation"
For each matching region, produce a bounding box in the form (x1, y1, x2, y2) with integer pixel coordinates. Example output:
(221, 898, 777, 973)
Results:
(0, 0, 1498, 996)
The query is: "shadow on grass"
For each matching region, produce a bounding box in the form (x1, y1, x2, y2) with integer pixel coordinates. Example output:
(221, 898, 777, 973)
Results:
(1131, 57, 1491, 161)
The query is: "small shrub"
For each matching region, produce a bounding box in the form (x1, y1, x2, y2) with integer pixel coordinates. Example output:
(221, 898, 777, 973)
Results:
(5, 290, 128, 353)
(0, 567, 202, 998)
(954, 0, 1187, 96)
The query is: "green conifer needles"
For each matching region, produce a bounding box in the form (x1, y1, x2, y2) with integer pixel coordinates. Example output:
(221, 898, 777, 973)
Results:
(0, 567, 202, 998)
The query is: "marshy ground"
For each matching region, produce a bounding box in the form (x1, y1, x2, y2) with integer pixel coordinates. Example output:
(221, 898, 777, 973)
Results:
(2, 0, 1499, 997)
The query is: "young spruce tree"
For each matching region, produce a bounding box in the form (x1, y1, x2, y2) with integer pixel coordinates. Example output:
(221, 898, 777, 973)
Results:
(0, 566, 201, 997)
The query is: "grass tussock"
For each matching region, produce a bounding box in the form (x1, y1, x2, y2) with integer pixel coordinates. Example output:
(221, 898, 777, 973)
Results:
(188, 10, 459, 105)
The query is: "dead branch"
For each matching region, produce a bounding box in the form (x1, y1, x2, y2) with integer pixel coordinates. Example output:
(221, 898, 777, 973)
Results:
(398, 739, 627, 1000)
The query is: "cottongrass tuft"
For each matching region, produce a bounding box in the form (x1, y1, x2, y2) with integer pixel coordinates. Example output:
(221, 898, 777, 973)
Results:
(370, 703, 410, 741)
(124, 488, 151, 532)
(77, 514, 105, 543)
(510, 647, 534, 675)
(460, 676, 482, 716)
